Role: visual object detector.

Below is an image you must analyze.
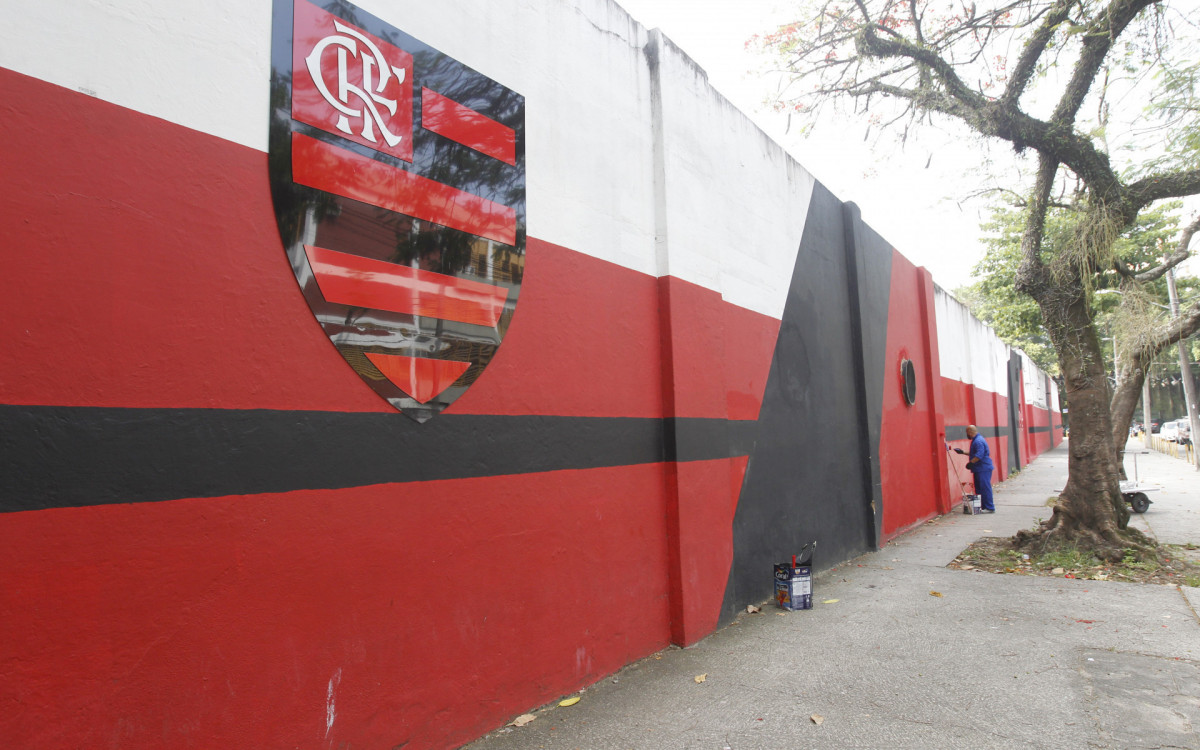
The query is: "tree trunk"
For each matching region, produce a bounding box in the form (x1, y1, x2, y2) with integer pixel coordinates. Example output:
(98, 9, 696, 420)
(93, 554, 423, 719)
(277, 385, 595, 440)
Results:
(1110, 350, 1152, 479)
(1015, 280, 1152, 561)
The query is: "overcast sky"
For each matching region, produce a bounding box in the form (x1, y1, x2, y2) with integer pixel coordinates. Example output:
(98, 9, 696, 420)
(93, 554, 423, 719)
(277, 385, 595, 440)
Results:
(613, 0, 1027, 291)
(616, 0, 1200, 289)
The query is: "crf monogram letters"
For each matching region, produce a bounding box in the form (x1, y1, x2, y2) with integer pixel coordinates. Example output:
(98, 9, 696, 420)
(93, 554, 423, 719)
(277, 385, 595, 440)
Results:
(304, 20, 406, 147)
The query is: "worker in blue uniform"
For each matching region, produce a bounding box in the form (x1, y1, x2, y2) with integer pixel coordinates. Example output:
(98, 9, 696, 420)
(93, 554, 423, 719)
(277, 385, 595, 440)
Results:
(954, 425, 995, 512)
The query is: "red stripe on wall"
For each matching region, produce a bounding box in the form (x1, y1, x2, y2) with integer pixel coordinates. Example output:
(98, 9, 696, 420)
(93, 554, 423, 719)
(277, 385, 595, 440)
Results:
(0, 70, 783, 420)
(305, 244, 509, 327)
(939, 375, 1010, 491)
(421, 88, 517, 165)
(0, 465, 673, 750)
(291, 133, 517, 245)
(879, 252, 944, 540)
(0, 68, 388, 412)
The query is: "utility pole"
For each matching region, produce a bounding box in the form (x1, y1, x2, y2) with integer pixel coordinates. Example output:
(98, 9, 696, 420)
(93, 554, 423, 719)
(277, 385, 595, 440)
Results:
(1143, 376, 1152, 449)
(1167, 268, 1200, 470)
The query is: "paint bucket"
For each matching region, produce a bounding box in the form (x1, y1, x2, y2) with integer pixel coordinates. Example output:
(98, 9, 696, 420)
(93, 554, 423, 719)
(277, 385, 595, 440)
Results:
(962, 493, 981, 515)
(775, 544, 815, 611)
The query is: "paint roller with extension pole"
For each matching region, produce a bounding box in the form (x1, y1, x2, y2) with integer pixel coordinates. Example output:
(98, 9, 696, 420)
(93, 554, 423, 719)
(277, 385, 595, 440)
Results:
(946, 441, 977, 513)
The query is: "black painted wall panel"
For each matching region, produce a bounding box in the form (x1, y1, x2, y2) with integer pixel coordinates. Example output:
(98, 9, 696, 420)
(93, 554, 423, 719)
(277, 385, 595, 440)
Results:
(720, 182, 891, 622)
(844, 203, 897, 549)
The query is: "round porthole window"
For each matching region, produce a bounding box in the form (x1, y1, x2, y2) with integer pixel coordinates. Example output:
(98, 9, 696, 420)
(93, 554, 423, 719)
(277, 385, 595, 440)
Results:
(901, 359, 917, 406)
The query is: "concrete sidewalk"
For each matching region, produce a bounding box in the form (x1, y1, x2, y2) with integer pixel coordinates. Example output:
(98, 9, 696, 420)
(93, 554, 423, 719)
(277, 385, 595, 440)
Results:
(467, 441, 1200, 749)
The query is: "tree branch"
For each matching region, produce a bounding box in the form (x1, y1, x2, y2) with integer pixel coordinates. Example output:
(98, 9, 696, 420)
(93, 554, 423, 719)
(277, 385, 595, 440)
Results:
(1126, 168, 1200, 212)
(1015, 154, 1061, 295)
(1149, 298, 1200, 353)
(1003, 0, 1079, 105)
(1134, 214, 1200, 282)
(855, 23, 988, 109)
(1050, 0, 1159, 128)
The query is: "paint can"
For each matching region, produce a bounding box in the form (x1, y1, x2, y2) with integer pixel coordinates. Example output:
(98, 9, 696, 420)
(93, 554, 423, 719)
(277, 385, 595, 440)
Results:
(962, 493, 981, 515)
(775, 543, 815, 611)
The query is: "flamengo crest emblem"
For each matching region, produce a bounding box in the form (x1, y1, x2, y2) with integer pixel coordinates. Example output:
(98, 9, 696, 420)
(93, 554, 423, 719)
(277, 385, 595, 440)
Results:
(269, 0, 525, 422)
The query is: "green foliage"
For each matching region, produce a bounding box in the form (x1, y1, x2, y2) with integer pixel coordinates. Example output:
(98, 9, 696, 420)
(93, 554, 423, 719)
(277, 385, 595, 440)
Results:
(954, 206, 1064, 373)
(1129, 60, 1200, 177)
(956, 202, 1191, 376)
(1037, 547, 1102, 571)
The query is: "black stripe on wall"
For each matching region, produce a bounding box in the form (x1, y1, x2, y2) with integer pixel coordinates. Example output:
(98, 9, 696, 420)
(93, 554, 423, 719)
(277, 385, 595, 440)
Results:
(946, 422, 1058, 439)
(0, 405, 757, 513)
(945, 424, 1008, 441)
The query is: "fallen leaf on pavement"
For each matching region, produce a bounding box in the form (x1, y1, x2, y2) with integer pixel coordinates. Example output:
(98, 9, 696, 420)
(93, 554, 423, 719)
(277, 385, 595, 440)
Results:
(746, 605, 761, 614)
(811, 714, 824, 725)
(822, 599, 839, 604)
(694, 674, 707, 683)
(558, 696, 580, 707)
(508, 714, 536, 727)
(930, 591, 943, 597)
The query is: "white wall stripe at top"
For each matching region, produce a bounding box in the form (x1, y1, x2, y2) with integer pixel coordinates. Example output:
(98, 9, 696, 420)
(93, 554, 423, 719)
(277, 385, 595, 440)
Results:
(0, 0, 273, 152)
(0, 0, 815, 320)
(934, 286, 1016, 394)
(1022, 352, 1048, 408)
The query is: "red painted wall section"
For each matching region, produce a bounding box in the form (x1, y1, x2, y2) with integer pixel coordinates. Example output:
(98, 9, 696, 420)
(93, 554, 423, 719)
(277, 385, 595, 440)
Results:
(1027, 405, 1051, 458)
(655, 276, 778, 421)
(723, 304, 782, 422)
(940, 377, 1006, 501)
(662, 456, 748, 645)
(0, 68, 384, 413)
(451, 238, 667, 417)
(919, 270, 952, 516)
(879, 252, 944, 540)
(0, 69, 695, 421)
(979, 391, 1011, 482)
(0, 465, 673, 750)
(655, 276, 776, 645)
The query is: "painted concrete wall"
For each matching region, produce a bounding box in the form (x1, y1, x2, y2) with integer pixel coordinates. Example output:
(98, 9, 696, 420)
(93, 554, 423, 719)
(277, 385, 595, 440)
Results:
(0, 1, 1062, 748)
(936, 287, 1063, 501)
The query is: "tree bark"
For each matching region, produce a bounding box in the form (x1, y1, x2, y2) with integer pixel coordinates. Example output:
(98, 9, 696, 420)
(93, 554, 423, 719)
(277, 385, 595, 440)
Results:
(1109, 293, 1200, 472)
(1110, 356, 1148, 479)
(1016, 276, 1153, 560)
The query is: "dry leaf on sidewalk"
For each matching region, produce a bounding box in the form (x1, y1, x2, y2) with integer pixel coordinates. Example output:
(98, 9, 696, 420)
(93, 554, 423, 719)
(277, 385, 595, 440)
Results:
(929, 591, 943, 597)
(694, 674, 707, 683)
(507, 714, 536, 727)
(558, 696, 580, 707)
(746, 604, 761, 614)
(811, 714, 824, 725)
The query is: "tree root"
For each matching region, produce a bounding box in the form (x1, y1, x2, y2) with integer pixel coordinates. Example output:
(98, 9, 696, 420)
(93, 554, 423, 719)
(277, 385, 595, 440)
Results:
(1013, 504, 1158, 563)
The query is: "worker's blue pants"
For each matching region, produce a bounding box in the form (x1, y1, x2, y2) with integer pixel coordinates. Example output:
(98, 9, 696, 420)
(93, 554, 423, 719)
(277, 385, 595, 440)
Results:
(973, 469, 994, 511)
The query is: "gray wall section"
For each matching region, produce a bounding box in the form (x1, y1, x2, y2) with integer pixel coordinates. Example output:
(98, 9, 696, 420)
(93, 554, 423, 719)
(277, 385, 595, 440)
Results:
(720, 183, 893, 622)
(1008, 352, 1024, 472)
